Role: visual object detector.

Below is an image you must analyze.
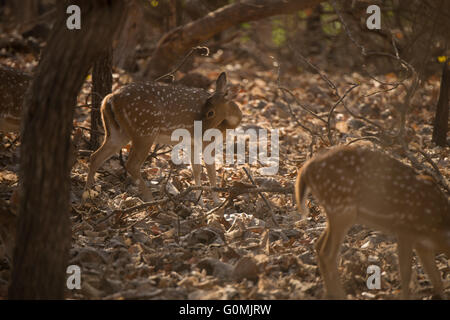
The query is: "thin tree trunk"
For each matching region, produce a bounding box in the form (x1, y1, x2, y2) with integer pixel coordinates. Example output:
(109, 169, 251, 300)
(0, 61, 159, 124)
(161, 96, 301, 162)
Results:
(91, 48, 113, 150)
(9, 0, 124, 299)
(141, 0, 323, 79)
(432, 62, 449, 146)
(113, 0, 142, 72)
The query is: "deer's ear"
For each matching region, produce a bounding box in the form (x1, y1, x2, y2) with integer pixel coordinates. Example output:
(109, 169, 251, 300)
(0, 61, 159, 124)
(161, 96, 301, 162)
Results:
(215, 72, 227, 95)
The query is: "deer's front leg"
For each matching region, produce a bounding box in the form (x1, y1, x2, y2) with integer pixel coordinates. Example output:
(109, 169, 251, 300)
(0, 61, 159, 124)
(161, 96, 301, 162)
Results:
(126, 137, 154, 202)
(191, 162, 205, 206)
(205, 162, 221, 205)
(397, 238, 413, 300)
(316, 210, 355, 299)
(190, 149, 205, 206)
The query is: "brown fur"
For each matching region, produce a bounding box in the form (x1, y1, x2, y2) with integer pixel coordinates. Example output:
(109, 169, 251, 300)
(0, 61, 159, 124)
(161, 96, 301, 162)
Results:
(295, 145, 450, 299)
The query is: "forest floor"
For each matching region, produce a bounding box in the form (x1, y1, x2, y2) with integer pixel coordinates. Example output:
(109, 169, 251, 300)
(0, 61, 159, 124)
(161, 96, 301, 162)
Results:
(0, 45, 449, 300)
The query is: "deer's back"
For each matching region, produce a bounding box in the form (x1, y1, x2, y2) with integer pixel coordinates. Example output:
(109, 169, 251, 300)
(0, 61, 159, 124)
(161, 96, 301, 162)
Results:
(304, 146, 450, 235)
(109, 82, 210, 137)
(0, 65, 31, 120)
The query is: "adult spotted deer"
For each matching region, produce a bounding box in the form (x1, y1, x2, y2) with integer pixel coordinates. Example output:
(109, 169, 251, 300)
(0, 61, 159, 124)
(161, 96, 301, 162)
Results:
(0, 65, 31, 132)
(0, 65, 81, 165)
(295, 145, 450, 299)
(85, 72, 242, 204)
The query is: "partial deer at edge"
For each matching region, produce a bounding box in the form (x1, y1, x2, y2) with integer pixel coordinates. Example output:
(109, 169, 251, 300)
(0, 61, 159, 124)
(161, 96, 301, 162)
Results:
(296, 145, 450, 299)
(0, 65, 81, 167)
(0, 65, 31, 133)
(85, 72, 242, 204)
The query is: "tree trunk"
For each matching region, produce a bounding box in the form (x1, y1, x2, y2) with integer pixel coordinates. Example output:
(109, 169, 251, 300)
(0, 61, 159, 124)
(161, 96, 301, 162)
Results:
(432, 62, 449, 146)
(9, 0, 124, 299)
(141, 0, 323, 79)
(113, 0, 143, 72)
(91, 48, 113, 150)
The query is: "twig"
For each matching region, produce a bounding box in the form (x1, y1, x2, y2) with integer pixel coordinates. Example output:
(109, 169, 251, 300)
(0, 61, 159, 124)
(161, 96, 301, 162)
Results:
(75, 103, 92, 109)
(274, 56, 327, 124)
(340, 98, 384, 131)
(154, 46, 210, 82)
(331, 0, 420, 145)
(346, 136, 382, 146)
(162, 166, 193, 214)
(274, 58, 327, 144)
(155, 168, 186, 244)
(331, 0, 416, 78)
(74, 125, 104, 135)
(288, 42, 338, 94)
(92, 184, 294, 225)
(326, 83, 359, 144)
(278, 88, 327, 125)
(399, 144, 450, 195)
(204, 198, 229, 217)
(147, 144, 172, 164)
(280, 87, 326, 143)
(94, 198, 168, 226)
(412, 148, 450, 194)
(242, 167, 279, 227)
(285, 43, 360, 145)
(331, 0, 366, 56)
(3, 134, 20, 149)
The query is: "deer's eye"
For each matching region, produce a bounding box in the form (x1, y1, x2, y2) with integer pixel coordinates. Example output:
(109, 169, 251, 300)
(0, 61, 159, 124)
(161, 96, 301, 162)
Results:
(207, 110, 215, 118)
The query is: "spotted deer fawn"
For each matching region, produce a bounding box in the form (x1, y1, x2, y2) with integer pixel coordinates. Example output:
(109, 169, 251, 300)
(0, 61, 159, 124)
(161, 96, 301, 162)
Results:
(296, 145, 450, 299)
(85, 72, 242, 204)
(0, 65, 31, 132)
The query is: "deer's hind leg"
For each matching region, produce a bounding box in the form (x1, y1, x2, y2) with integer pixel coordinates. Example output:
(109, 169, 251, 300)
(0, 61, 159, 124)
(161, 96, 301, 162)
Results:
(85, 127, 129, 191)
(316, 208, 356, 299)
(126, 136, 154, 202)
(191, 162, 204, 206)
(397, 238, 413, 299)
(205, 162, 221, 205)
